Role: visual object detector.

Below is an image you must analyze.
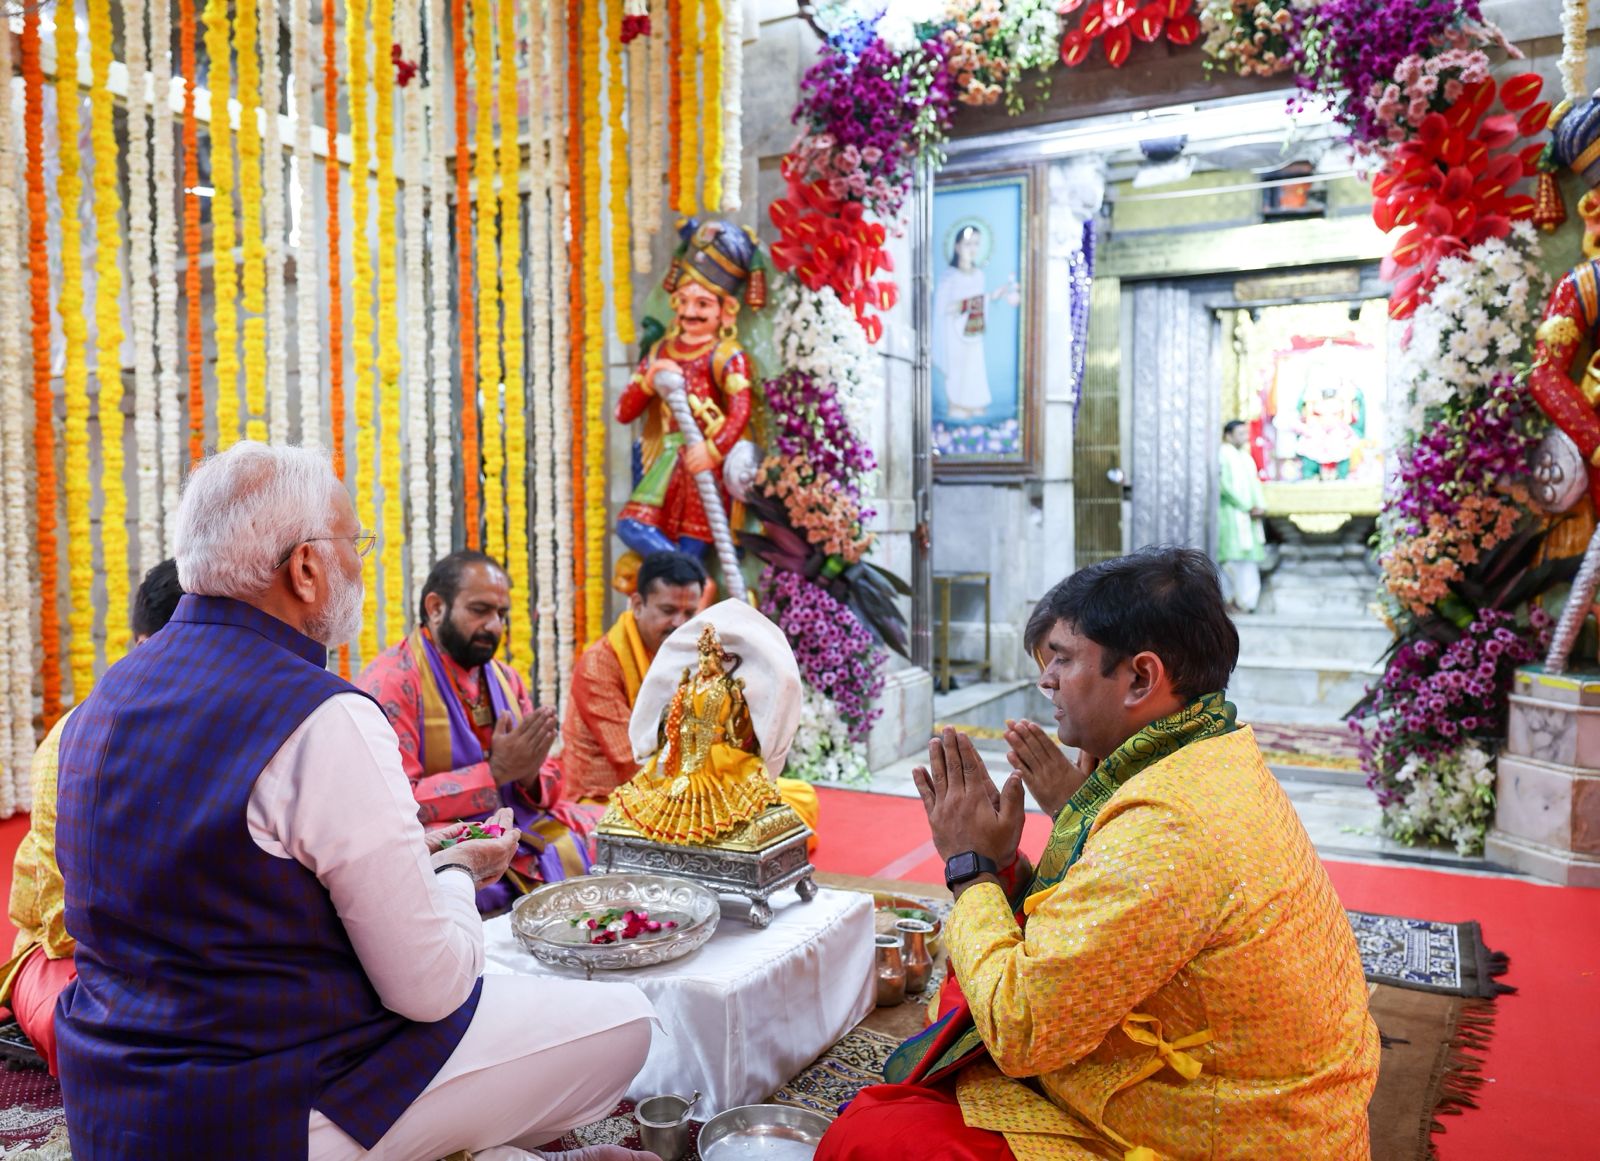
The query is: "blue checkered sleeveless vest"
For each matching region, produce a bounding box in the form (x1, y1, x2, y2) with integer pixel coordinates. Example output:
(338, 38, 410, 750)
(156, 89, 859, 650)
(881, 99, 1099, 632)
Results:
(55, 596, 482, 1159)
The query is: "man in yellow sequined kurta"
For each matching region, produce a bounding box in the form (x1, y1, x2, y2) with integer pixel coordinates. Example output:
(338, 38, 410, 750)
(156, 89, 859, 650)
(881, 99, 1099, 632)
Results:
(820, 548, 1378, 1161)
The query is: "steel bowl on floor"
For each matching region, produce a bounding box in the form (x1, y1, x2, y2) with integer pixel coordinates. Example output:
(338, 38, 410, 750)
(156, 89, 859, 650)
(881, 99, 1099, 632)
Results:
(697, 1104, 832, 1159)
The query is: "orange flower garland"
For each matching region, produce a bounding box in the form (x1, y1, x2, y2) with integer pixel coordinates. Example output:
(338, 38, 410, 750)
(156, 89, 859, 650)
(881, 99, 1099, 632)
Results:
(323, 0, 347, 482)
(90, 0, 131, 660)
(374, 0, 404, 646)
(55, 5, 94, 701)
(473, 0, 504, 571)
(182, 0, 204, 465)
(702, 0, 722, 212)
(347, 0, 380, 664)
(666, 0, 681, 213)
(203, 0, 241, 450)
(498, 0, 527, 657)
(582, 0, 605, 637)
(454, 0, 480, 547)
(236, 0, 267, 442)
(607, 0, 634, 347)
(21, 13, 60, 725)
(675, 0, 699, 214)
(566, 0, 587, 646)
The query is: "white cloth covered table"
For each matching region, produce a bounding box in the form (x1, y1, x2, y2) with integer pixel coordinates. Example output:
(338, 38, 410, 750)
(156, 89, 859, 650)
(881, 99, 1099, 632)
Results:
(483, 885, 875, 1115)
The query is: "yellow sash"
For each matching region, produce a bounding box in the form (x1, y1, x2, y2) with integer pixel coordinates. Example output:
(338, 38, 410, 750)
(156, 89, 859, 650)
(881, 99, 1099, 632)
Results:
(605, 610, 652, 706)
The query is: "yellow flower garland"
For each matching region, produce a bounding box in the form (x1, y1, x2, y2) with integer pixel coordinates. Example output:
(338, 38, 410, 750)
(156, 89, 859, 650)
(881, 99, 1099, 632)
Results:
(475, 0, 504, 568)
(346, 0, 379, 664)
(675, 0, 699, 214)
(702, 0, 722, 213)
(90, 0, 130, 660)
(236, 0, 266, 442)
(374, 0, 404, 647)
(608, 0, 634, 347)
(498, 0, 527, 659)
(203, 0, 241, 450)
(583, 0, 605, 635)
(54, 10, 93, 699)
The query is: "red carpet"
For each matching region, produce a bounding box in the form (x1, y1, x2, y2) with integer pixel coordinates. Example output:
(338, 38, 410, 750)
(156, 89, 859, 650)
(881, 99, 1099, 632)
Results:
(811, 787, 1600, 1161)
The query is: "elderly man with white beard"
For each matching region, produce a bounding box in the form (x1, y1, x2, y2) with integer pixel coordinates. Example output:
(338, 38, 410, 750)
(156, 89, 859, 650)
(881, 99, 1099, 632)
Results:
(52, 442, 659, 1161)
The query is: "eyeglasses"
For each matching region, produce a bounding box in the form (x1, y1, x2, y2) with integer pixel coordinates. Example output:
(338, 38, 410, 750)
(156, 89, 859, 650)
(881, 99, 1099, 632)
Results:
(275, 530, 377, 570)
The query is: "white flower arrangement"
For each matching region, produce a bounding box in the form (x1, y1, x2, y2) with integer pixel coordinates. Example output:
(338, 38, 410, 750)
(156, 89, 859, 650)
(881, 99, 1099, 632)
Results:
(401, 0, 432, 602)
(770, 277, 882, 426)
(876, 0, 943, 54)
(1385, 740, 1496, 856)
(291, 0, 323, 449)
(1397, 223, 1545, 430)
(124, 0, 162, 574)
(0, 19, 29, 813)
(152, 0, 184, 548)
(426, 0, 453, 563)
(261, 0, 291, 446)
(786, 683, 871, 786)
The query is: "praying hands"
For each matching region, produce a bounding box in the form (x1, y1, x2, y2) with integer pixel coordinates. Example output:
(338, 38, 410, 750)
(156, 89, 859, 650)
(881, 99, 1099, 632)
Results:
(1004, 718, 1096, 818)
(912, 728, 1025, 873)
(488, 705, 559, 790)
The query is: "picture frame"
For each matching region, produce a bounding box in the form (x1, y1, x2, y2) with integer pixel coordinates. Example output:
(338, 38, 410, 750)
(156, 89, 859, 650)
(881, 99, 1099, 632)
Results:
(929, 165, 1043, 477)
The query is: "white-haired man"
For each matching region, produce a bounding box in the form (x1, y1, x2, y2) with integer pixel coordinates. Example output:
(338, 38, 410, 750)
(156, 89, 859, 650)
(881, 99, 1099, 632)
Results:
(52, 442, 658, 1161)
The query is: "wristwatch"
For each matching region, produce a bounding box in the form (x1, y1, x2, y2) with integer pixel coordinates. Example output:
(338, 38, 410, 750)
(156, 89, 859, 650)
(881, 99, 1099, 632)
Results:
(944, 851, 1000, 892)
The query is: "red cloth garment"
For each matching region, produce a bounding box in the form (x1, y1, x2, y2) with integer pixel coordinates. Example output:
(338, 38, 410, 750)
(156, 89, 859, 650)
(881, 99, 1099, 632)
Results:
(816, 1082, 1016, 1161)
(11, 946, 75, 1075)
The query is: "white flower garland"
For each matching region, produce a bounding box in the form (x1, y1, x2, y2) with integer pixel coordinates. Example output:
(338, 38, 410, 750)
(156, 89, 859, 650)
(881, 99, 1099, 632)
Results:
(787, 684, 870, 785)
(401, 0, 431, 601)
(645, 0, 664, 240)
(0, 19, 28, 813)
(529, 0, 559, 704)
(718, 0, 741, 214)
(152, 0, 183, 550)
(262, 0, 291, 445)
(1398, 224, 1545, 429)
(770, 276, 880, 425)
(1562, 0, 1589, 104)
(426, 0, 453, 563)
(550, 0, 577, 696)
(125, 0, 162, 576)
(291, 0, 322, 448)
(628, 27, 649, 272)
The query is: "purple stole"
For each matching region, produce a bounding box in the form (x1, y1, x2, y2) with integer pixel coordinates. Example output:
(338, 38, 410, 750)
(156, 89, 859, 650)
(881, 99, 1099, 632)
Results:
(407, 630, 589, 910)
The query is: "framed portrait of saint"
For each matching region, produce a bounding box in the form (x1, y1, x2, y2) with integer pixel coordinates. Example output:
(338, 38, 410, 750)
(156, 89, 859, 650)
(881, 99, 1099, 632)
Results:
(930, 166, 1041, 476)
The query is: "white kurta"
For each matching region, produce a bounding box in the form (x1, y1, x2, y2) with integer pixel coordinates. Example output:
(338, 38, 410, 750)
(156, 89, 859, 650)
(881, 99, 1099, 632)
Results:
(243, 693, 656, 1159)
(933, 266, 991, 416)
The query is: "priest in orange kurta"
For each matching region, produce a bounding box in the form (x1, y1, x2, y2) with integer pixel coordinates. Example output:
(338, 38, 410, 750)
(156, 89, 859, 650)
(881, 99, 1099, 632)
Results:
(820, 549, 1377, 1161)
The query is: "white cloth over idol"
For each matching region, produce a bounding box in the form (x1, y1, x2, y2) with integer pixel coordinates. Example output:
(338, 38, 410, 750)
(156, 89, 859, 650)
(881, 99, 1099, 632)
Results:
(628, 599, 803, 777)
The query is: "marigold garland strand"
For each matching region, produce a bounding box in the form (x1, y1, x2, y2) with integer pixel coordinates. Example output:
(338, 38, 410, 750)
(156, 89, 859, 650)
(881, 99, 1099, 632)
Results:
(666, 0, 681, 214)
(427, 0, 455, 563)
(292, 0, 322, 448)
(674, 0, 699, 214)
(402, 0, 432, 603)
(91, 0, 131, 661)
(474, 0, 504, 572)
(124, 0, 161, 575)
(565, 0, 587, 648)
(374, 0, 405, 647)
(22, 13, 60, 725)
(261, 0, 291, 445)
(347, 0, 380, 664)
(151, 0, 183, 550)
(453, 0, 480, 546)
(582, 1, 606, 637)
(499, 0, 528, 659)
(236, 0, 267, 441)
(182, 0, 205, 465)
(56, 3, 94, 700)
(549, 0, 577, 674)
(528, 0, 558, 701)
(203, 0, 242, 450)
(0, 17, 30, 807)
(323, 0, 346, 478)
(701, 0, 722, 213)
(607, 0, 634, 347)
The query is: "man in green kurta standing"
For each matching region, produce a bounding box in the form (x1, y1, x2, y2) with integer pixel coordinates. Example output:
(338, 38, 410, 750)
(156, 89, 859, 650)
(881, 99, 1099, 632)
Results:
(1218, 420, 1266, 614)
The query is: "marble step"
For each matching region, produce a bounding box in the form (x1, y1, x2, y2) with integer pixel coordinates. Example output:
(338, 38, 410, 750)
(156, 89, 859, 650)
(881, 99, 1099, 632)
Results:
(1257, 584, 1379, 617)
(1232, 614, 1393, 664)
(1228, 656, 1380, 726)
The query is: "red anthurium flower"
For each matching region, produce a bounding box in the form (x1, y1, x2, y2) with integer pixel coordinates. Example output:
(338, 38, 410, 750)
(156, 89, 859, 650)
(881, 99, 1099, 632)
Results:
(1518, 102, 1553, 138)
(1060, 0, 1200, 67)
(1499, 73, 1544, 113)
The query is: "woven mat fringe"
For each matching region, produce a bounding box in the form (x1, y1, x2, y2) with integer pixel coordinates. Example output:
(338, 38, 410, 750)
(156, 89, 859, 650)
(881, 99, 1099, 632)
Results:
(1425, 998, 1500, 1159)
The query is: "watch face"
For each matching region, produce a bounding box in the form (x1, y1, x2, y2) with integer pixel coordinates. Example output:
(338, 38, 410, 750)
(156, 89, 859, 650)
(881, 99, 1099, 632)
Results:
(946, 852, 979, 882)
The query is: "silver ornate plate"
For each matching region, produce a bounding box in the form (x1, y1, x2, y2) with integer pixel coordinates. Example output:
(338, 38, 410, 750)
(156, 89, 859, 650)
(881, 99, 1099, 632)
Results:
(511, 873, 720, 976)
